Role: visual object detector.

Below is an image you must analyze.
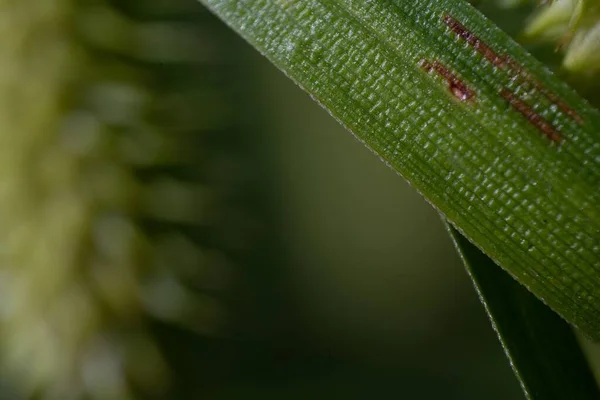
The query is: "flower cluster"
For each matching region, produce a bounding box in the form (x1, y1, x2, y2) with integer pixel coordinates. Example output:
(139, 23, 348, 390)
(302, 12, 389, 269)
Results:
(524, 0, 600, 75)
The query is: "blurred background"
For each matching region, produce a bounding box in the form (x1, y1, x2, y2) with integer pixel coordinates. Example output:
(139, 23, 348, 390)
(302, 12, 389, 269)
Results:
(0, 0, 597, 399)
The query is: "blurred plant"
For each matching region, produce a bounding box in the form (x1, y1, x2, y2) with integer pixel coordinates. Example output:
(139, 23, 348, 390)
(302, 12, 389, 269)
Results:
(0, 1, 239, 398)
(484, 0, 600, 76)
(523, 0, 600, 75)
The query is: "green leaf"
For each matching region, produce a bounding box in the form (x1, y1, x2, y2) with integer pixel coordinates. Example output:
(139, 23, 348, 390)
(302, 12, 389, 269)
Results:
(198, 0, 600, 339)
(445, 222, 600, 400)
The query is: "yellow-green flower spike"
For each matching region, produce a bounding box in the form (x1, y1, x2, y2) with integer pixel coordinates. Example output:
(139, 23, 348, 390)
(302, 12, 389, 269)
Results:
(0, 1, 227, 398)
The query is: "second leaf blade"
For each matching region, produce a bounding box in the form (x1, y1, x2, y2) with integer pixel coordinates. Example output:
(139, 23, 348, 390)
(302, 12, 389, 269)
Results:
(446, 223, 600, 400)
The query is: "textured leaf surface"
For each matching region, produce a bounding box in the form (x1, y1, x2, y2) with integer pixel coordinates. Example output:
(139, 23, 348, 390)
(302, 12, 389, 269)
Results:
(198, 0, 600, 339)
(446, 223, 600, 400)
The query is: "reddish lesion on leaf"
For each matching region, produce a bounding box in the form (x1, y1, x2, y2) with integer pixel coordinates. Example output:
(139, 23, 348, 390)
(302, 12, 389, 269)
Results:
(532, 80, 583, 124)
(500, 88, 563, 144)
(419, 59, 475, 102)
(442, 15, 507, 69)
(502, 57, 584, 124)
(442, 14, 583, 126)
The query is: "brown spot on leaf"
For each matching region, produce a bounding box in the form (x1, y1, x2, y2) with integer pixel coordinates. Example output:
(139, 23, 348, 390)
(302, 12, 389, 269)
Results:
(442, 15, 507, 69)
(419, 59, 475, 102)
(503, 58, 583, 124)
(442, 14, 583, 125)
(500, 88, 562, 143)
(532, 80, 583, 124)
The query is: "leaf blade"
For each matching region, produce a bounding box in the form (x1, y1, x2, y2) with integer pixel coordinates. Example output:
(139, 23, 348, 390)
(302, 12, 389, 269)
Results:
(198, 0, 600, 338)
